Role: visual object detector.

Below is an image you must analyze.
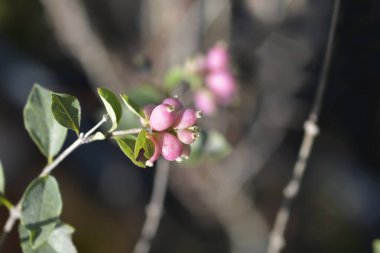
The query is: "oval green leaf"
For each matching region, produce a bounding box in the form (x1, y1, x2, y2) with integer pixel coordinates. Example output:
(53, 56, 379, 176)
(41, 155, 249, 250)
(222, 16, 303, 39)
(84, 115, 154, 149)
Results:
(134, 129, 154, 160)
(24, 84, 68, 161)
(51, 93, 81, 135)
(97, 88, 122, 132)
(115, 137, 146, 168)
(20, 176, 62, 248)
(120, 94, 144, 119)
(20, 222, 77, 253)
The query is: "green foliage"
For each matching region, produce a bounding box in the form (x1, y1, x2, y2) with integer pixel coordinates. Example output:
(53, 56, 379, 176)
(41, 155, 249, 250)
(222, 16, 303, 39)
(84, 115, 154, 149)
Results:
(97, 88, 122, 132)
(20, 222, 77, 253)
(374, 240, 380, 253)
(20, 176, 62, 248)
(187, 130, 231, 164)
(120, 93, 144, 119)
(134, 129, 154, 160)
(0, 159, 4, 194)
(24, 84, 67, 161)
(164, 66, 185, 91)
(51, 93, 81, 135)
(115, 136, 146, 168)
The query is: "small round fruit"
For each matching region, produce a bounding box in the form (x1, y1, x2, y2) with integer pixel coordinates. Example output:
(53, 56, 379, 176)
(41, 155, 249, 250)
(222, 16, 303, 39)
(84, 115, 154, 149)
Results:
(145, 134, 161, 167)
(206, 43, 229, 72)
(149, 104, 176, 131)
(159, 132, 183, 161)
(162, 97, 183, 111)
(173, 109, 201, 129)
(194, 89, 216, 115)
(177, 129, 199, 144)
(206, 71, 236, 104)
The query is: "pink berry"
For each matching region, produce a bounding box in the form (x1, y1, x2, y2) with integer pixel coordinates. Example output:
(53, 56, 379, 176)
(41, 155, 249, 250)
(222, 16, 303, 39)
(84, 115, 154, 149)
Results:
(177, 129, 199, 144)
(173, 108, 201, 129)
(158, 132, 183, 161)
(206, 71, 236, 104)
(149, 104, 176, 131)
(162, 97, 183, 111)
(181, 144, 191, 160)
(140, 104, 156, 126)
(145, 134, 161, 167)
(206, 43, 229, 72)
(194, 90, 217, 115)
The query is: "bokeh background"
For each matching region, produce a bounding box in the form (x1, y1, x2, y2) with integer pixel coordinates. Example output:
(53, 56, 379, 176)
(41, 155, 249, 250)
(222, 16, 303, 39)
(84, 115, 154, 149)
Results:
(1, 0, 380, 252)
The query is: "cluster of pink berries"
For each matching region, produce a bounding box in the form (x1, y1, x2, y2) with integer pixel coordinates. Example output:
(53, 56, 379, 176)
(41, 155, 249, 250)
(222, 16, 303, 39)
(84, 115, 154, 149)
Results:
(141, 97, 202, 166)
(192, 43, 237, 115)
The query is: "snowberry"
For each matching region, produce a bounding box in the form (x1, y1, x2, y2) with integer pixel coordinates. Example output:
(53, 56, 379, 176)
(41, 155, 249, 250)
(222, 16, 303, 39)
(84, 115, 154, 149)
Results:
(158, 132, 183, 161)
(173, 108, 201, 129)
(162, 97, 183, 111)
(145, 134, 161, 167)
(206, 43, 229, 72)
(206, 71, 236, 104)
(149, 104, 176, 131)
(177, 129, 199, 144)
(194, 89, 216, 115)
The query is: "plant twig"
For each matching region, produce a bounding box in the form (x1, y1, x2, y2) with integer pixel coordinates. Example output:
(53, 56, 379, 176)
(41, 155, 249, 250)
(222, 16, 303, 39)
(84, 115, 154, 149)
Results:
(110, 128, 143, 138)
(266, 1, 340, 253)
(0, 116, 108, 252)
(132, 159, 170, 253)
(39, 0, 126, 91)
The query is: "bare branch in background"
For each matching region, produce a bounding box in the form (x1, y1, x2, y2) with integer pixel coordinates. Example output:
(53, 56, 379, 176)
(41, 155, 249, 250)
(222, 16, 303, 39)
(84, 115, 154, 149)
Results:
(39, 0, 128, 92)
(132, 160, 170, 253)
(267, 1, 340, 252)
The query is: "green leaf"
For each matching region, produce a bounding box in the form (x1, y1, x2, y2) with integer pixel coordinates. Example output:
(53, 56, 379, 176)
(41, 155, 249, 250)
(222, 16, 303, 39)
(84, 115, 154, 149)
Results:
(134, 129, 154, 160)
(120, 94, 144, 119)
(203, 131, 231, 159)
(187, 130, 231, 164)
(97, 88, 122, 132)
(374, 240, 380, 253)
(20, 176, 62, 248)
(0, 160, 4, 194)
(115, 137, 146, 168)
(20, 222, 77, 253)
(51, 93, 81, 135)
(164, 66, 185, 91)
(24, 84, 68, 160)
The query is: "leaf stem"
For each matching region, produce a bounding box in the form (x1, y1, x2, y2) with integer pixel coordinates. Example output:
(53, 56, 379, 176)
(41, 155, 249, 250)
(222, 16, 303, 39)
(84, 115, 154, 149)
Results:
(0, 196, 14, 211)
(132, 160, 170, 253)
(0, 115, 108, 252)
(110, 128, 143, 137)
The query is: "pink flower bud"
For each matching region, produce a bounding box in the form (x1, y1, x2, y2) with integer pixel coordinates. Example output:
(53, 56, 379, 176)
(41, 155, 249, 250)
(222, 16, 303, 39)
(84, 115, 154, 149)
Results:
(149, 104, 176, 131)
(206, 71, 236, 104)
(173, 108, 201, 129)
(181, 144, 191, 160)
(206, 43, 229, 72)
(145, 134, 161, 167)
(158, 132, 183, 161)
(194, 89, 217, 115)
(140, 104, 156, 126)
(162, 97, 183, 111)
(177, 129, 199, 144)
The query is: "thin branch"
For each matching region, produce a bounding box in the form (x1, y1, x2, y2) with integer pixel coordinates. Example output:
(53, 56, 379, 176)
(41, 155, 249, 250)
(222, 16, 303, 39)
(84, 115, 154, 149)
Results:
(132, 160, 170, 253)
(0, 116, 108, 252)
(266, 1, 341, 253)
(39, 0, 127, 91)
(110, 128, 143, 138)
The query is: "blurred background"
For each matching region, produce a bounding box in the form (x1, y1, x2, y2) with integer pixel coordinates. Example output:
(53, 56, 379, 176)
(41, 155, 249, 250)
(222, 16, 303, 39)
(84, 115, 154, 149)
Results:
(0, 0, 380, 252)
